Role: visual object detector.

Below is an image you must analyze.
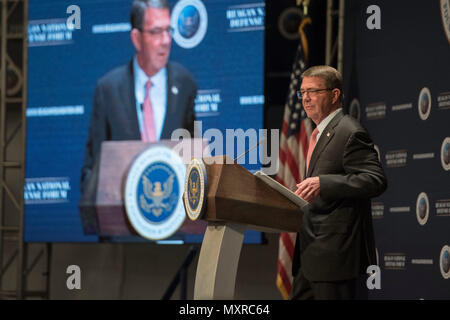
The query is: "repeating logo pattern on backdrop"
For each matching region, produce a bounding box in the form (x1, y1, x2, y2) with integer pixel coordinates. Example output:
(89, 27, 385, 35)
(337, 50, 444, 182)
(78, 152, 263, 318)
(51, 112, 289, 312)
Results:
(171, 0, 208, 49)
(344, 1, 450, 297)
(416, 192, 429, 226)
(440, 245, 450, 279)
(440, 0, 450, 44)
(418, 87, 431, 120)
(441, 137, 450, 171)
(349, 98, 361, 122)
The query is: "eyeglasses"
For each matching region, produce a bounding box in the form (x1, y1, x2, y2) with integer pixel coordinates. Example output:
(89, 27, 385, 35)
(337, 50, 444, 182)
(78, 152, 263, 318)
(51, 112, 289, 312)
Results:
(138, 26, 174, 37)
(297, 88, 332, 99)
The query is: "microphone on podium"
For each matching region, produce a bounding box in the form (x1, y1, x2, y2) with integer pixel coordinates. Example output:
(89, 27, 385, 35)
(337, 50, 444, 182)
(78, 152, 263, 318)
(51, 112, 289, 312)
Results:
(233, 137, 266, 162)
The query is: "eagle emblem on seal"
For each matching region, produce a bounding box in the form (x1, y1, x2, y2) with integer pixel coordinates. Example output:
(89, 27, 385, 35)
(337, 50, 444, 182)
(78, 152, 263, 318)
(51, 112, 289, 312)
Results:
(188, 171, 200, 208)
(139, 174, 177, 217)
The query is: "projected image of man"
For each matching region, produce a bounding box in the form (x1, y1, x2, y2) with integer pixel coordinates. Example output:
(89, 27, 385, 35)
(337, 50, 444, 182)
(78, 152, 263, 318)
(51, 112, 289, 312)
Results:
(81, 0, 197, 193)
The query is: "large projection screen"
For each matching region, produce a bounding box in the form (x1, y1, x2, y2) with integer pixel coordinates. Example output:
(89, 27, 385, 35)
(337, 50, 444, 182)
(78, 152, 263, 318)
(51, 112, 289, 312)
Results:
(25, 0, 265, 243)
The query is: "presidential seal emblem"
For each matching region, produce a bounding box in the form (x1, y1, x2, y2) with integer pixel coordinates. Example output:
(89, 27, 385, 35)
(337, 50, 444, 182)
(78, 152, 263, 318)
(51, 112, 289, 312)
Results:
(124, 146, 186, 240)
(171, 0, 208, 49)
(184, 158, 207, 221)
(416, 192, 429, 226)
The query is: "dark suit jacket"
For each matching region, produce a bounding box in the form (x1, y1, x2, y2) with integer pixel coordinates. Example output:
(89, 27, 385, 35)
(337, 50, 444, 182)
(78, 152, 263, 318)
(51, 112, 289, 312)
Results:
(292, 110, 387, 282)
(80, 61, 197, 193)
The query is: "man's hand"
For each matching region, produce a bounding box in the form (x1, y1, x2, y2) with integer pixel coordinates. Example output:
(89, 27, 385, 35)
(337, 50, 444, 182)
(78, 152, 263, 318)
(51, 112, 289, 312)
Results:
(295, 177, 320, 203)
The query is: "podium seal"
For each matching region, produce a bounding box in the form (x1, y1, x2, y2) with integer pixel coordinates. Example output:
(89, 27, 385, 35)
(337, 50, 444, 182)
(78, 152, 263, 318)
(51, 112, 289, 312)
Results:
(124, 145, 186, 240)
(184, 158, 207, 221)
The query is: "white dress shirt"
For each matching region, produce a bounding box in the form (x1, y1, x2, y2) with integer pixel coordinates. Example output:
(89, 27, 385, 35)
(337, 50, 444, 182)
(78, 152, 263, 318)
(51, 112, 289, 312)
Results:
(316, 108, 342, 141)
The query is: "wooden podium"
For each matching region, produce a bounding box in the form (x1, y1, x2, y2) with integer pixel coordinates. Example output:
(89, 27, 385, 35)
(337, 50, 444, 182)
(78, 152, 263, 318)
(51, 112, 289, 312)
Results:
(190, 156, 304, 300)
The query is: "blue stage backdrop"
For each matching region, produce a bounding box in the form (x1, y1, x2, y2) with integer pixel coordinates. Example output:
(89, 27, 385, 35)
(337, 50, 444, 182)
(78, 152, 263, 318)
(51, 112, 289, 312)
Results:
(25, 0, 265, 243)
(344, 0, 450, 299)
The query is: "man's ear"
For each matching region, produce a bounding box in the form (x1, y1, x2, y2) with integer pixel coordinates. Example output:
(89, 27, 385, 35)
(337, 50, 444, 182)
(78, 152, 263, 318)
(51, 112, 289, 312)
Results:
(331, 88, 341, 104)
(130, 29, 141, 52)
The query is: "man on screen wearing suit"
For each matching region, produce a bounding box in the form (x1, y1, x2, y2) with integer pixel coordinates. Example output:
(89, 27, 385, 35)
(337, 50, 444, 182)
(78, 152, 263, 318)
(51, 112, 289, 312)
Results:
(291, 65, 387, 300)
(81, 0, 197, 193)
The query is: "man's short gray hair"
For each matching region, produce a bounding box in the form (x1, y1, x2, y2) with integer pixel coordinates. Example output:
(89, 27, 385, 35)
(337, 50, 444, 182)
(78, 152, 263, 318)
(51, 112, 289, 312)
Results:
(301, 65, 344, 103)
(130, 0, 170, 30)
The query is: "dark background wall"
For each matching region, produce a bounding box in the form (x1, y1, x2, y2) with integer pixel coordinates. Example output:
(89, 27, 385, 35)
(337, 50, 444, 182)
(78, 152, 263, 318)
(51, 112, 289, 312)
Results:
(343, 0, 450, 299)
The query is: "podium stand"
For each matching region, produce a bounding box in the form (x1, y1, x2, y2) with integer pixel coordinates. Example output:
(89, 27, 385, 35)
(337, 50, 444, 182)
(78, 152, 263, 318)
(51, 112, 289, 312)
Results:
(190, 156, 304, 299)
(79, 139, 207, 237)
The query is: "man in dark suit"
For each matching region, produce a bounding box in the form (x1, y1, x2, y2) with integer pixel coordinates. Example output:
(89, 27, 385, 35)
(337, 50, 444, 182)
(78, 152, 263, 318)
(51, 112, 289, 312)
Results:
(291, 65, 387, 300)
(81, 0, 197, 193)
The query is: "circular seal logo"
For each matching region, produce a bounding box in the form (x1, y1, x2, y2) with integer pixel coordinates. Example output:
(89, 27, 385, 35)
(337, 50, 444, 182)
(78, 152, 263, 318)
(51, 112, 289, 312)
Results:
(441, 0, 450, 44)
(349, 98, 361, 122)
(124, 146, 186, 240)
(416, 192, 429, 226)
(418, 87, 432, 120)
(440, 245, 450, 279)
(184, 158, 207, 220)
(277, 7, 303, 40)
(441, 137, 450, 171)
(171, 0, 208, 49)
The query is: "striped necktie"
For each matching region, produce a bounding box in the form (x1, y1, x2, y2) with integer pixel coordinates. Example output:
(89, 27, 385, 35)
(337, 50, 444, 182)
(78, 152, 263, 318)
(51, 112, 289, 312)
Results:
(306, 127, 319, 173)
(141, 80, 156, 142)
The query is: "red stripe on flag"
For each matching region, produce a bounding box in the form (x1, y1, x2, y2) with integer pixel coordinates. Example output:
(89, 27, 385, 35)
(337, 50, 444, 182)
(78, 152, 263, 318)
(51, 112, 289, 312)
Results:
(281, 232, 295, 260)
(294, 131, 301, 143)
(281, 119, 289, 137)
(299, 120, 309, 157)
(277, 260, 292, 295)
(279, 147, 286, 165)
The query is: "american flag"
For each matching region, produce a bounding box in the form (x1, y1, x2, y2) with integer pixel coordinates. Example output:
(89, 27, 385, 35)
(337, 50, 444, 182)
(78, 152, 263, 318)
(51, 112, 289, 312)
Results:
(275, 17, 314, 300)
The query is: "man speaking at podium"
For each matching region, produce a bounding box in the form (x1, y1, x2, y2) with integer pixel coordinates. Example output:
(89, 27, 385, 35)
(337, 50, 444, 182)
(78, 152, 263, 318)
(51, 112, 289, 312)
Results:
(291, 66, 387, 300)
(80, 0, 197, 193)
